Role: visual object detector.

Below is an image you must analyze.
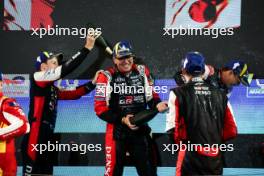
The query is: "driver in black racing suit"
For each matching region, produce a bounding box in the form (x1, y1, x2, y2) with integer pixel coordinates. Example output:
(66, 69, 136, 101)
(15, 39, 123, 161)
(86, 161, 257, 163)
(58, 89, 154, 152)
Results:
(22, 33, 101, 175)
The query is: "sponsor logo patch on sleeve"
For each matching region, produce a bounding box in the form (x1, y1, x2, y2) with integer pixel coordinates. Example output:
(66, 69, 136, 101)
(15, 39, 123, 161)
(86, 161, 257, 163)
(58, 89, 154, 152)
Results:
(95, 83, 107, 99)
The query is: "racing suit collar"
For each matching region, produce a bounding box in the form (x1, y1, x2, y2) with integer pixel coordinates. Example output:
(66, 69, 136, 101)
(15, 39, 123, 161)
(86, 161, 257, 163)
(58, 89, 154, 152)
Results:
(0, 92, 3, 97)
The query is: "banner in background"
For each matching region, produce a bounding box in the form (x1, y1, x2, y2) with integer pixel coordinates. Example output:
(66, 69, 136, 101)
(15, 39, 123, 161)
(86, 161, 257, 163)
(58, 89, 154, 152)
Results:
(2, 74, 29, 97)
(4, 0, 56, 30)
(165, 0, 241, 28)
(2, 77, 262, 134)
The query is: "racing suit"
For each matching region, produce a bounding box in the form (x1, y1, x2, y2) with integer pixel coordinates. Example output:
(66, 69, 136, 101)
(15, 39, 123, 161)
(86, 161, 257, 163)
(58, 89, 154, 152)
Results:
(21, 47, 96, 175)
(166, 77, 237, 175)
(0, 93, 30, 176)
(95, 64, 161, 176)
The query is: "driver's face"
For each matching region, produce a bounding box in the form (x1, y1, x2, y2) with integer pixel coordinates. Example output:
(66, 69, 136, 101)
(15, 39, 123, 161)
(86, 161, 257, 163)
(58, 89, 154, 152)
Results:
(221, 70, 240, 86)
(114, 56, 134, 73)
(46, 58, 59, 69)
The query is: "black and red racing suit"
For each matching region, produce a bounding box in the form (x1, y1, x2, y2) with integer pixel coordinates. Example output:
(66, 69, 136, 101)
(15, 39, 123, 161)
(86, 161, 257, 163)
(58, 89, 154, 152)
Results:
(166, 77, 237, 176)
(21, 47, 96, 175)
(174, 65, 232, 95)
(95, 64, 161, 176)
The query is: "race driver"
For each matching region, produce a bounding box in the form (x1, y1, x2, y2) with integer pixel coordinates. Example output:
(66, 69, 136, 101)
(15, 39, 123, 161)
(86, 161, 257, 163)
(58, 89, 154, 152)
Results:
(21, 33, 101, 175)
(174, 57, 254, 95)
(0, 72, 30, 176)
(94, 41, 168, 176)
(166, 52, 237, 175)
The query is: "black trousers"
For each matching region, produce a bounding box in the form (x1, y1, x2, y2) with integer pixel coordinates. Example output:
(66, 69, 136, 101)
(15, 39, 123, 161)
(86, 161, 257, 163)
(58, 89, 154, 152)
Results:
(105, 134, 157, 176)
(21, 122, 60, 175)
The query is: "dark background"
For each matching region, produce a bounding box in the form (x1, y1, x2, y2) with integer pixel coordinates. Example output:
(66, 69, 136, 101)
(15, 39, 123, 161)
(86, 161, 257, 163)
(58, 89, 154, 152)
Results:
(0, 0, 263, 78)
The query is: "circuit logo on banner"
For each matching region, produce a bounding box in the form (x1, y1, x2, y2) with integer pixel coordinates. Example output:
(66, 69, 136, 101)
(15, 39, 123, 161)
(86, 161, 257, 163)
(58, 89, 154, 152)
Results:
(247, 79, 264, 98)
(2, 74, 30, 97)
(165, 0, 241, 28)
